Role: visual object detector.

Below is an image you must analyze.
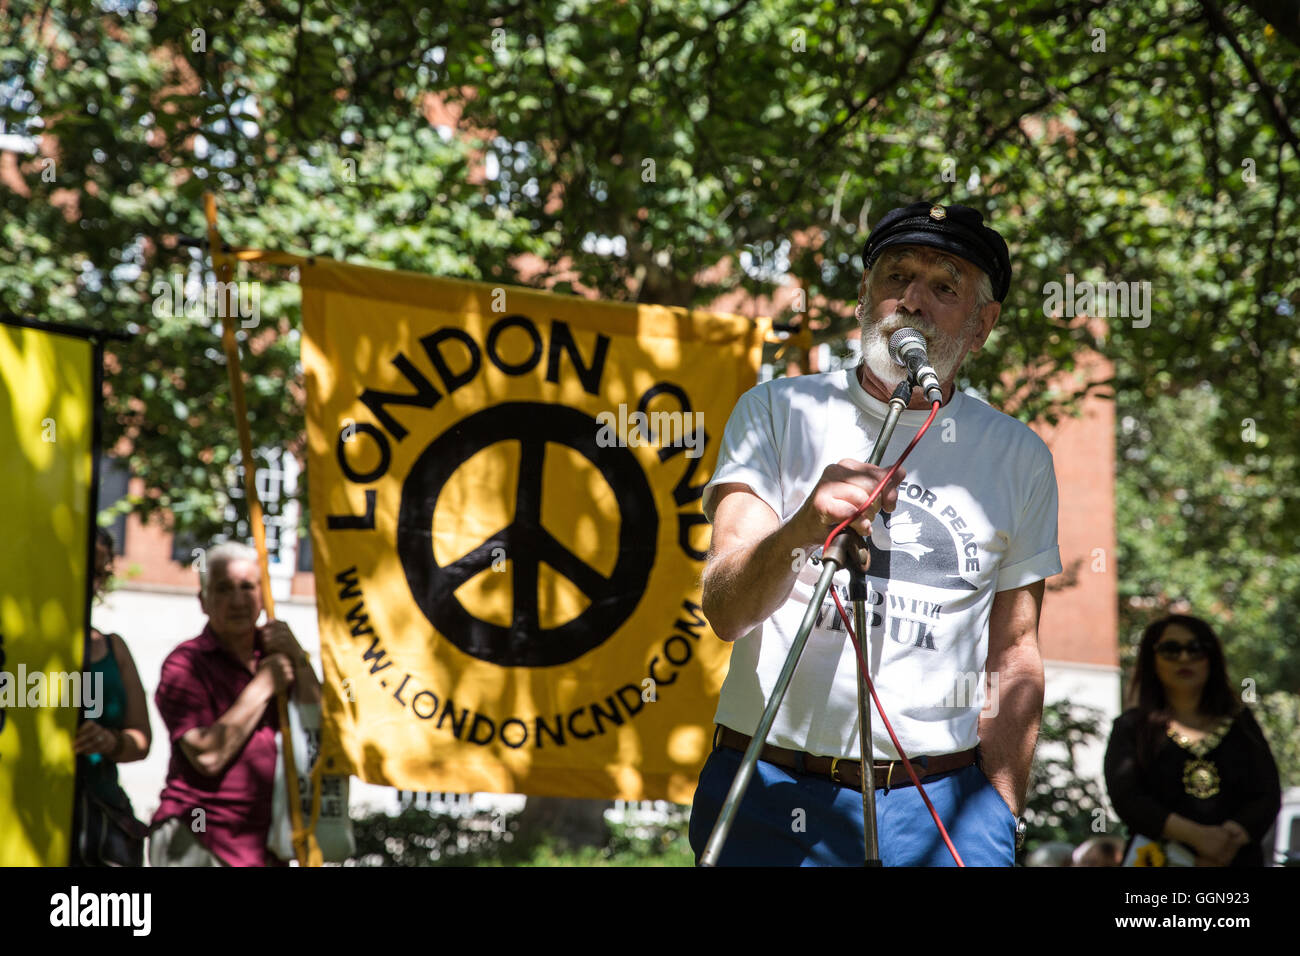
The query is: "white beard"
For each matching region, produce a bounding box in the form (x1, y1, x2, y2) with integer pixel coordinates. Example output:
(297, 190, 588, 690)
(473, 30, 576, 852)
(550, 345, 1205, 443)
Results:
(857, 306, 977, 391)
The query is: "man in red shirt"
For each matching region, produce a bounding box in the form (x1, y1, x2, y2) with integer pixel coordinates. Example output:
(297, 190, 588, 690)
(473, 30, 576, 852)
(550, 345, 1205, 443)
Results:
(149, 543, 320, 866)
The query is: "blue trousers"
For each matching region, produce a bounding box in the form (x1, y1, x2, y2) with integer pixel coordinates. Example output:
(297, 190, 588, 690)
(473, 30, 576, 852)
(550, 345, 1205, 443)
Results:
(688, 740, 1017, 866)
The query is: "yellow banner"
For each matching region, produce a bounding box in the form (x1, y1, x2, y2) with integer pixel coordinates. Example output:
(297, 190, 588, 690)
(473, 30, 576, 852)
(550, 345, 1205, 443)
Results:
(0, 320, 94, 866)
(303, 260, 766, 800)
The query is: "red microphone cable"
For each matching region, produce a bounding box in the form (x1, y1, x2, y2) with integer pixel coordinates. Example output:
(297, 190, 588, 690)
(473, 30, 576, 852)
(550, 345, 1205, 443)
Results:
(818, 399, 966, 867)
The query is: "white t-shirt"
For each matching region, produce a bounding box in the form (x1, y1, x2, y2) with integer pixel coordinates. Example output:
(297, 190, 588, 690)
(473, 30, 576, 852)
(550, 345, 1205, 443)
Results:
(704, 367, 1062, 760)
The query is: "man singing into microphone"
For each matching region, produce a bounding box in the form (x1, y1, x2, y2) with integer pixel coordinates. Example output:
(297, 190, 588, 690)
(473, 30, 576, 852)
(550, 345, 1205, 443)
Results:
(689, 201, 1062, 866)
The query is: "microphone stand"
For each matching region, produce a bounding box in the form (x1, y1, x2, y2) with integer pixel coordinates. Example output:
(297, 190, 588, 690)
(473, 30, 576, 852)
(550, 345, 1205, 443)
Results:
(701, 379, 914, 867)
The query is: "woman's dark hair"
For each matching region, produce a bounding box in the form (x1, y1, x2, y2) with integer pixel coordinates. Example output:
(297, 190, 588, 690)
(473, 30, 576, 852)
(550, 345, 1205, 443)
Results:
(92, 528, 115, 598)
(1126, 614, 1240, 767)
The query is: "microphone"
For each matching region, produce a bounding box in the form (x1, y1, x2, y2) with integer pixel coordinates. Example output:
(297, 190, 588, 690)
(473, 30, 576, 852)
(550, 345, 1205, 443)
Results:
(888, 328, 945, 405)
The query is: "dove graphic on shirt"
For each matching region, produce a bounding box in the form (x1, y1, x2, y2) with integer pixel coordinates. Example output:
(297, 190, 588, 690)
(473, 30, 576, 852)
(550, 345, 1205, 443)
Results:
(866, 505, 978, 591)
(874, 510, 932, 562)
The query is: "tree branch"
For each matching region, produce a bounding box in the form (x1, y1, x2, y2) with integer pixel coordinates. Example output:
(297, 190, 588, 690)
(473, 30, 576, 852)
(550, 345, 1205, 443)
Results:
(1201, 0, 1300, 156)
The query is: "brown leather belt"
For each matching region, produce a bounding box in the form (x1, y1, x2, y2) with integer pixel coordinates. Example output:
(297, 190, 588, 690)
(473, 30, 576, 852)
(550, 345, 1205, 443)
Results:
(715, 725, 978, 791)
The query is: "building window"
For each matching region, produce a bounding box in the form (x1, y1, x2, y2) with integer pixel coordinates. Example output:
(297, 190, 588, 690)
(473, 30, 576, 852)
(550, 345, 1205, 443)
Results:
(96, 456, 129, 554)
(168, 447, 302, 580)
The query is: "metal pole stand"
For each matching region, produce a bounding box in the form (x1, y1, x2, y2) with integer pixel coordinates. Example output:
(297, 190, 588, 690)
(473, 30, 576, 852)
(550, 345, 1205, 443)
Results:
(844, 538, 882, 866)
(700, 379, 912, 867)
(831, 530, 882, 866)
(699, 529, 871, 867)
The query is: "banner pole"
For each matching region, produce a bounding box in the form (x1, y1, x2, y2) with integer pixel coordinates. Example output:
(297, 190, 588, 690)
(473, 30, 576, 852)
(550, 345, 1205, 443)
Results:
(203, 193, 318, 867)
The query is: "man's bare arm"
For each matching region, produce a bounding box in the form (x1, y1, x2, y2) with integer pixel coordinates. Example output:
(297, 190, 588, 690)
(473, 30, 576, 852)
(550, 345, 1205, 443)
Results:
(702, 462, 905, 643)
(977, 579, 1046, 817)
(702, 486, 810, 643)
(178, 654, 294, 777)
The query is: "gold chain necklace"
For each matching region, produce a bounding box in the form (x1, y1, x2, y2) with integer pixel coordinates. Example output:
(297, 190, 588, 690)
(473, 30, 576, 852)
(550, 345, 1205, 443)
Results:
(1167, 715, 1234, 799)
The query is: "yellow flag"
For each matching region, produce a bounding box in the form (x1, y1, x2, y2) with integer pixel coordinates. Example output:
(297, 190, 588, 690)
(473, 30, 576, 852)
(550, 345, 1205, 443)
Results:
(302, 259, 767, 800)
(0, 319, 95, 866)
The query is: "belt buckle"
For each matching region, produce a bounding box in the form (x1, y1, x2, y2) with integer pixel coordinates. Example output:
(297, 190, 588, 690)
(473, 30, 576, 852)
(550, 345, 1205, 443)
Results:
(830, 756, 843, 784)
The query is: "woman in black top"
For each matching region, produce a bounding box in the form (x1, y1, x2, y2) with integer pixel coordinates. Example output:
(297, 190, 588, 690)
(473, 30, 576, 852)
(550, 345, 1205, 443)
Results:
(1104, 614, 1281, 866)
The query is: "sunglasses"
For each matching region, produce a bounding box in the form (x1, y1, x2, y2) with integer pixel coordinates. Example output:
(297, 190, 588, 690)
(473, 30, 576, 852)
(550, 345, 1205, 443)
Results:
(1154, 640, 1208, 661)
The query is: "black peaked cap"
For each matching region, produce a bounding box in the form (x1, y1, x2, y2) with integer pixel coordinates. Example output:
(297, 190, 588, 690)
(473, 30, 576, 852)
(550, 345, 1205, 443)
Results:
(861, 201, 1012, 302)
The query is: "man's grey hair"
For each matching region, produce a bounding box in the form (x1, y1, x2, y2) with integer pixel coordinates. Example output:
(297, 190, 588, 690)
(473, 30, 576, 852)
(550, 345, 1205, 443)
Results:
(199, 542, 260, 602)
(971, 269, 994, 311)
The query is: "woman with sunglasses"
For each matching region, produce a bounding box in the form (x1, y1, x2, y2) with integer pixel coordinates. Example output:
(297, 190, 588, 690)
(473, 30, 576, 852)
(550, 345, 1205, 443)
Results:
(1104, 614, 1281, 866)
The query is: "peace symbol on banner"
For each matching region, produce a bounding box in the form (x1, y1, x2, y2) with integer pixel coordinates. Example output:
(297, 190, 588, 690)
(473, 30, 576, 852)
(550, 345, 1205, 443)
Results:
(397, 402, 658, 667)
